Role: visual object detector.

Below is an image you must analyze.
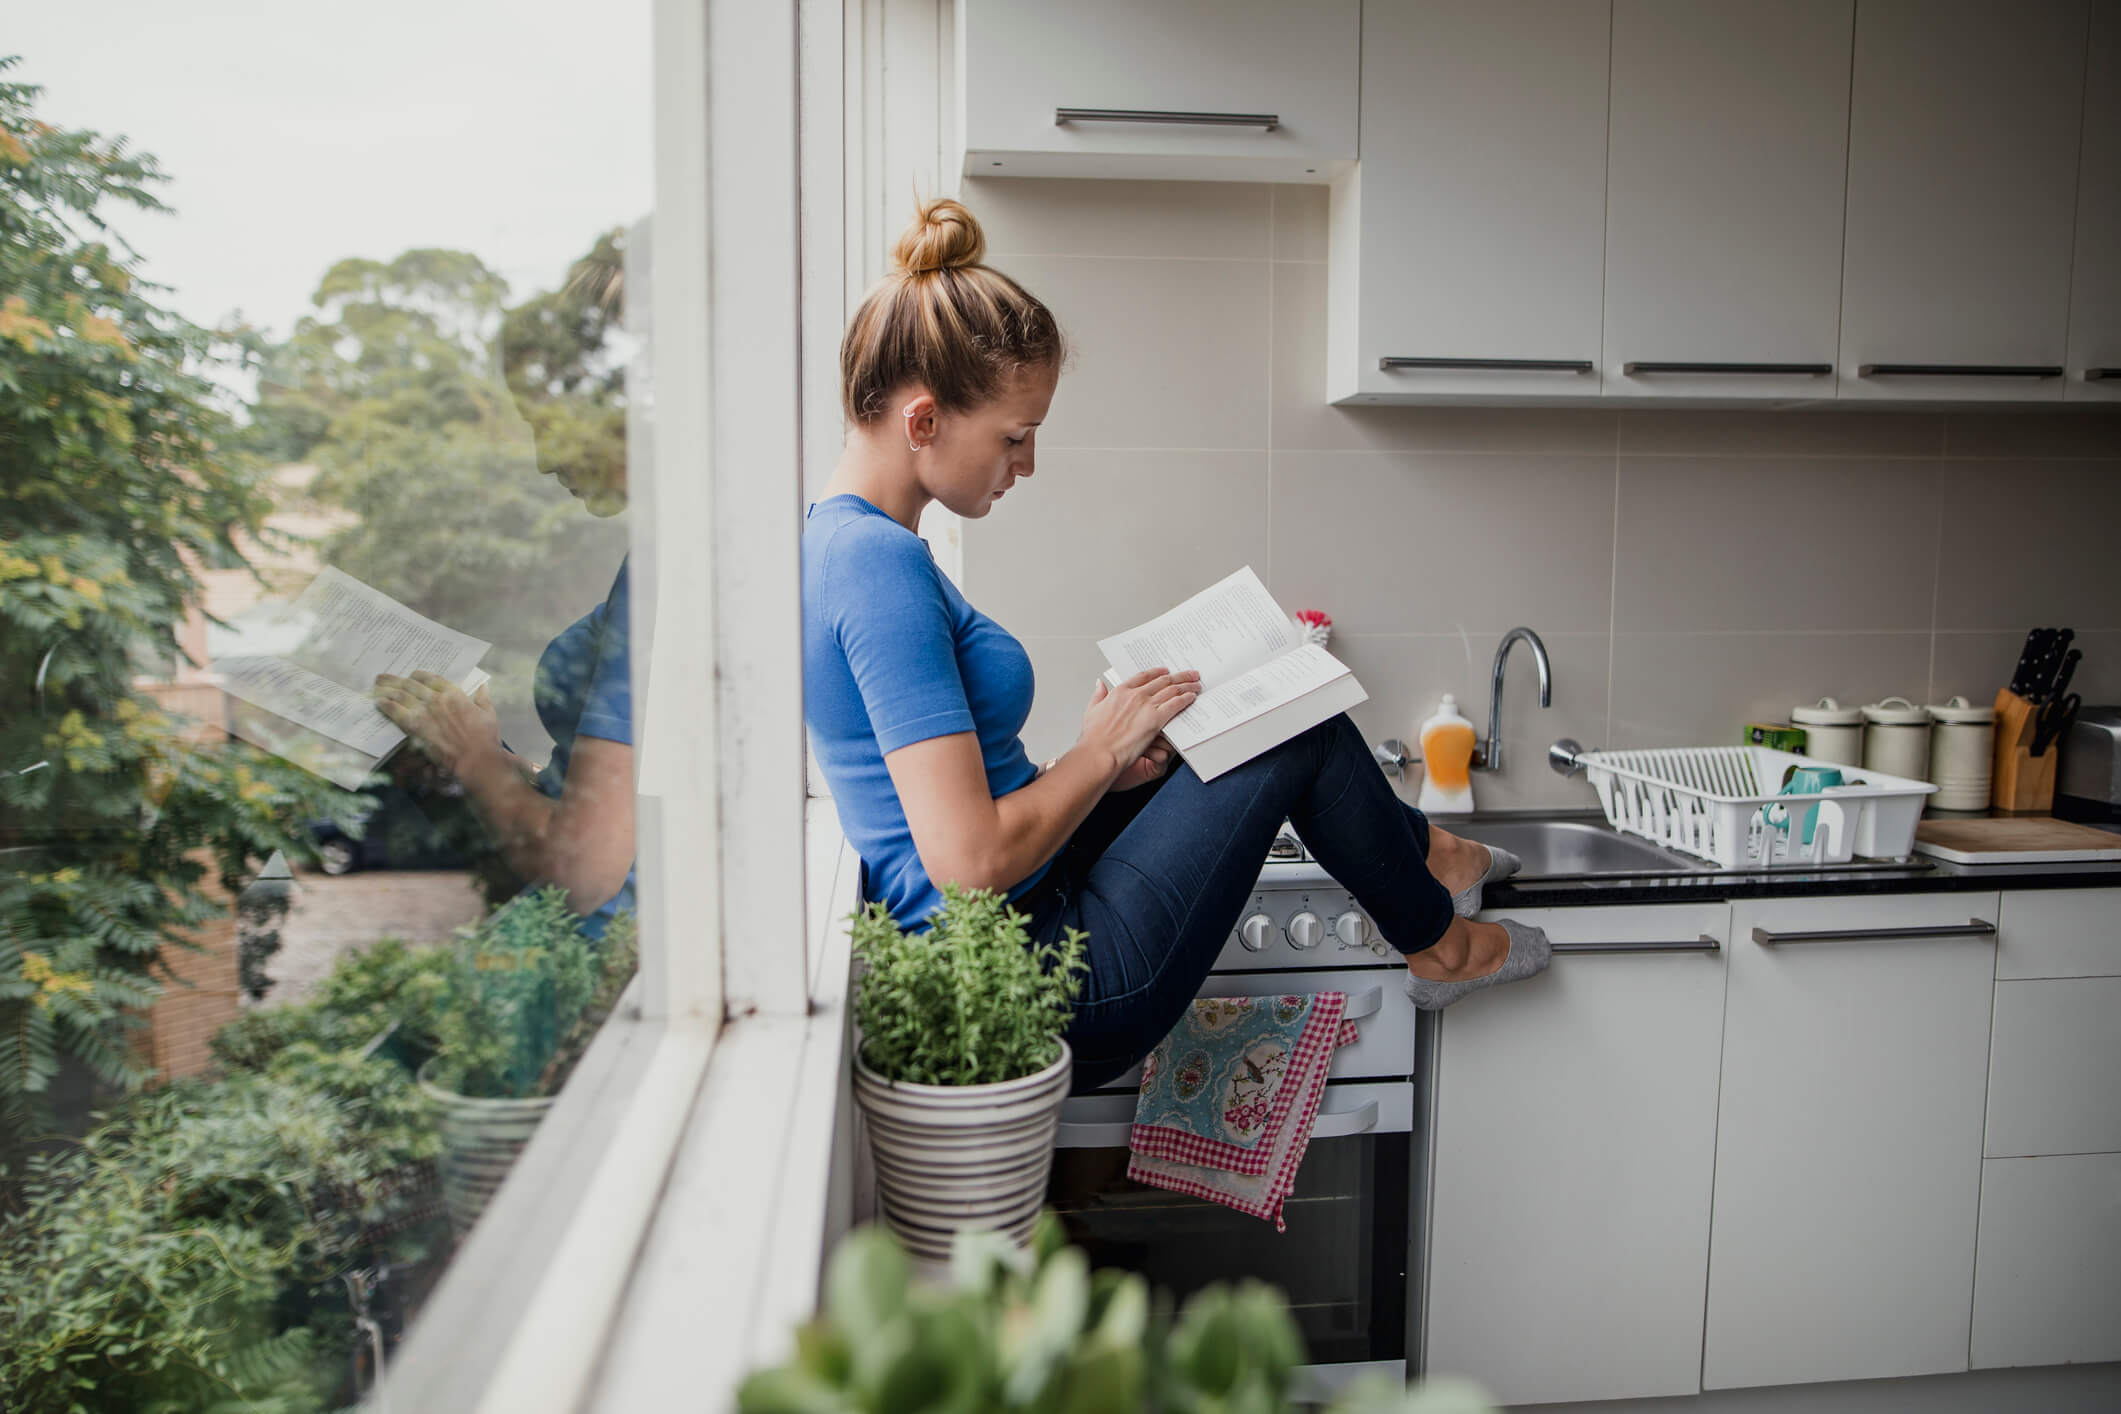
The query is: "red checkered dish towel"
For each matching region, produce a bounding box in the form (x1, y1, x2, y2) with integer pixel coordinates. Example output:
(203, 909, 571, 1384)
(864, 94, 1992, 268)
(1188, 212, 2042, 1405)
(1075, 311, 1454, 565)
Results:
(1126, 993, 1360, 1231)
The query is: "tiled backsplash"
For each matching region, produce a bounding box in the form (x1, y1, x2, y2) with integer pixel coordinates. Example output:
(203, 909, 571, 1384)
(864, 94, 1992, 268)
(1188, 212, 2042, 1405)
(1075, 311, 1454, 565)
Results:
(956, 178, 2121, 810)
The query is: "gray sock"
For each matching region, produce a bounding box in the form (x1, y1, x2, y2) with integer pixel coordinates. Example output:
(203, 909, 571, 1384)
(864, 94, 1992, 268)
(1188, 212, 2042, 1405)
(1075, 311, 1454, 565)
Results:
(1404, 918, 1553, 1012)
(1451, 843, 1522, 918)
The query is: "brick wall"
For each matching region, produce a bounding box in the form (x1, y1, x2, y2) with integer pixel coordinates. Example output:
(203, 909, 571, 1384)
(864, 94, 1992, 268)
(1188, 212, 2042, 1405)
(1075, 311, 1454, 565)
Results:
(133, 858, 243, 1083)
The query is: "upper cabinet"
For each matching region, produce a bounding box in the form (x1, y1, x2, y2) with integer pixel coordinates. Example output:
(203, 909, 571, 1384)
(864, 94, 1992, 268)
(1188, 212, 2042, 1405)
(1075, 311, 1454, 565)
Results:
(1837, 0, 2090, 402)
(955, 0, 1358, 183)
(1327, 0, 1613, 404)
(1600, 1, 1854, 400)
(2068, 1, 2121, 400)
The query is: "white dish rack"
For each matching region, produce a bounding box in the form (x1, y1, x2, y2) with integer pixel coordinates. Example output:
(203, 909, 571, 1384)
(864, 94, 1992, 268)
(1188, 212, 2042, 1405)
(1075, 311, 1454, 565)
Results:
(1575, 745, 1937, 870)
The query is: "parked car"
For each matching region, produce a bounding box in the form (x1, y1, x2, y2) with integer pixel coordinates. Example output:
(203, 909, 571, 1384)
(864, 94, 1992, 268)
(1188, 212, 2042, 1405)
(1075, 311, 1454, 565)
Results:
(309, 782, 471, 875)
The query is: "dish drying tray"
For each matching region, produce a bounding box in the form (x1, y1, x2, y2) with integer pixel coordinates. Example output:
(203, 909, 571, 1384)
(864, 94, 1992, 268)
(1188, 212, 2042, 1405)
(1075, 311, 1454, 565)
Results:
(1567, 744, 1937, 869)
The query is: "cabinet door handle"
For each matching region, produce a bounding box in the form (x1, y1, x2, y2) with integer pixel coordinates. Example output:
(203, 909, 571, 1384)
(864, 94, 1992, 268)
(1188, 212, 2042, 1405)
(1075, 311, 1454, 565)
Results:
(1553, 935, 1721, 954)
(2084, 368, 2121, 381)
(1751, 919, 1997, 945)
(1055, 107, 1279, 131)
(1379, 357, 1594, 374)
(1856, 364, 2063, 379)
(1622, 361, 1832, 376)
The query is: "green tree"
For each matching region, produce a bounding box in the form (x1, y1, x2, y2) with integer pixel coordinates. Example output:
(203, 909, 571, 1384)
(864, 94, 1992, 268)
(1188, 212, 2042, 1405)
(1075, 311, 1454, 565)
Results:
(0, 60, 357, 1140)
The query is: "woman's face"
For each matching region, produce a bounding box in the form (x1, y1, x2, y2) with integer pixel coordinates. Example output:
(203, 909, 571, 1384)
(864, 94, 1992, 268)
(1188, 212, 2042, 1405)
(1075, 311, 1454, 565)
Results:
(908, 365, 1058, 519)
(544, 452, 628, 518)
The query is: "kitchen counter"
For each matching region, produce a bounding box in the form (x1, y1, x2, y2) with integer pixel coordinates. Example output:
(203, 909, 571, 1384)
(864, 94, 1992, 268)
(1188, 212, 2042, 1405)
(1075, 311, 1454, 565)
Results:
(1483, 851, 2121, 910)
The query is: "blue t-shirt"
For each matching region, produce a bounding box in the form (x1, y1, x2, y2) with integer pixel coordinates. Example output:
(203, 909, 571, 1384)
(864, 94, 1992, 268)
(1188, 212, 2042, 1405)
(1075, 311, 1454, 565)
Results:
(532, 558, 635, 937)
(802, 495, 1051, 929)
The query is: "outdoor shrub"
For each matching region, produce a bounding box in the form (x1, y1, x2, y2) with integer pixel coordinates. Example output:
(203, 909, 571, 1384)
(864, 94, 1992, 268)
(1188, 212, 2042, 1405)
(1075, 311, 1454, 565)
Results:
(428, 887, 604, 1099)
(850, 885, 1087, 1086)
(0, 1066, 440, 1413)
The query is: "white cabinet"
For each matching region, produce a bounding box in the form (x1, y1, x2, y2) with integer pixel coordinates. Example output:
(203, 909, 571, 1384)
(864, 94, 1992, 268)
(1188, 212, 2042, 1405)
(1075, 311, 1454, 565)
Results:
(1599, 1, 1853, 399)
(1423, 905, 1728, 1406)
(1996, 888, 2121, 980)
(1702, 894, 2000, 1389)
(1971, 1154, 2121, 1368)
(1986, 977, 2121, 1156)
(1837, 0, 2089, 402)
(1327, 0, 1611, 404)
(955, 0, 1358, 183)
(2068, 0, 2121, 400)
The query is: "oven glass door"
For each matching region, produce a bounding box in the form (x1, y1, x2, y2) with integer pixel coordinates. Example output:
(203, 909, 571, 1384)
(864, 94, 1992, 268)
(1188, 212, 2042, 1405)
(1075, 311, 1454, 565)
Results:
(1046, 1083, 1409, 1367)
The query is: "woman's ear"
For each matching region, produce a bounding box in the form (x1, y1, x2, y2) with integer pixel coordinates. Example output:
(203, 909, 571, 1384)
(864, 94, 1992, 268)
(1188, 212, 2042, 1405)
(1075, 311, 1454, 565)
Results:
(899, 391, 939, 451)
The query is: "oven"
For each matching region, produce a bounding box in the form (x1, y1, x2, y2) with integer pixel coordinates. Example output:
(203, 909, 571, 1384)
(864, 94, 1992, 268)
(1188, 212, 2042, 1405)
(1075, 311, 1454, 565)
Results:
(1046, 832, 1419, 1397)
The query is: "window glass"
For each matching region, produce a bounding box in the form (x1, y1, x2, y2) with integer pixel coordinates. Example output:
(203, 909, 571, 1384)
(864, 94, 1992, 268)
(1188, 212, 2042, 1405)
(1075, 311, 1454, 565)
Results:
(2, 7, 652, 1405)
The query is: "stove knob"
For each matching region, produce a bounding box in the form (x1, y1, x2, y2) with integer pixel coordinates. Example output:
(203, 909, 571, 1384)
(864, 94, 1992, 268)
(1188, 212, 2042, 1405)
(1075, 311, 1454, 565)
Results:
(1368, 936, 1395, 959)
(1287, 911, 1324, 950)
(1333, 911, 1371, 949)
(1238, 913, 1280, 952)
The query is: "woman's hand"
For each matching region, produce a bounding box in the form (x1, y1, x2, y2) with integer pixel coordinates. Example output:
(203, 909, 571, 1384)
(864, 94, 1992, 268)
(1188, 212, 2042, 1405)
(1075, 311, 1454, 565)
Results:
(373, 671, 502, 777)
(1110, 734, 1178, 792)
(1079, 668, 1199, 780)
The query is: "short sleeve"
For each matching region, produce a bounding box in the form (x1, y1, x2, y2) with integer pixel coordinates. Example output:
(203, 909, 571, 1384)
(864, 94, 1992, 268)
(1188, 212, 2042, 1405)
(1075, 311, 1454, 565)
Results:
(822, 522, 973, 754)
(574, 562, 633, 745)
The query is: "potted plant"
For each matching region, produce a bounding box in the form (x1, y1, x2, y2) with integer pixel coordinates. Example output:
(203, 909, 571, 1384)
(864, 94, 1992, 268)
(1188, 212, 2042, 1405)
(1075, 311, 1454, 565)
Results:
(738, 1218, 1494, 1414)
(849, 885, 1087, 1262)
(415, 888, 638, 1235)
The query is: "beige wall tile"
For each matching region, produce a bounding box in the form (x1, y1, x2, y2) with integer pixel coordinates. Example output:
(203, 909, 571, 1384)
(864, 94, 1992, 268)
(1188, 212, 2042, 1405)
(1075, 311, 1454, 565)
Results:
(1269, 450, 1618, 635)
(1014, 254, 1271, 448)
(1618, 409, 1943, 457)
(1933, 462, 2121, 630)
(964, 176, 1273, 261)
(1614, 457, 1940, 632)
(961, 450, 1269, 636)
(1334, 632, 1609, 812)
(1941, 411, 2121, 459)
(1271, 184, 1328, 263)
(1269, 261, 1619, 454)
(1609, 632, 1933, 749)
(1013, 635, 1112, 764)
(1931, 631, 2121, 707)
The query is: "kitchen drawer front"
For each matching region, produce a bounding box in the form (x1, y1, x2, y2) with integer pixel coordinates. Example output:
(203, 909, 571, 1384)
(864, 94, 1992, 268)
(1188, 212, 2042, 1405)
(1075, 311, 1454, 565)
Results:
(1997, 889, 2121, 979)
(1971, 1153, 2121, 1369)
(1986, 977, 2121, 1157)
(1094, 969, 1415, 1091)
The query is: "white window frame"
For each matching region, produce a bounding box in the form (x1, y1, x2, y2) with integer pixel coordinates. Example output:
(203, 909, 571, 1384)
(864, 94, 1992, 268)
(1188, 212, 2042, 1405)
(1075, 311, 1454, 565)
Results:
(380, 1, 869, 1408)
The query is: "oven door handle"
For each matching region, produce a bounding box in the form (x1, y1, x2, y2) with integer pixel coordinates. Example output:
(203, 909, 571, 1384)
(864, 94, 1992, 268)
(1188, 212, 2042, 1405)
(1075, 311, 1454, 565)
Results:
(1343, 986, 1383, 1021)
(1054, 1097, 1382, 1149)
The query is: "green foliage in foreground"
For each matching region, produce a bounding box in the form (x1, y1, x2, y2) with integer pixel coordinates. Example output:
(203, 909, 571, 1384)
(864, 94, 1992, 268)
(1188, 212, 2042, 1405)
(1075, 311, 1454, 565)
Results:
(739, 1218, 1496, 1414)
(852, 885, 1087, 1087)
(0, 1060, 442, 1413)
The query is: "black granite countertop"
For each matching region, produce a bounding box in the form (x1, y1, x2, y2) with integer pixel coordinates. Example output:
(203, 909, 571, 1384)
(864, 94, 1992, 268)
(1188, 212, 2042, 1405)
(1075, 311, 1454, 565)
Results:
(1483, 853, 2121, 909)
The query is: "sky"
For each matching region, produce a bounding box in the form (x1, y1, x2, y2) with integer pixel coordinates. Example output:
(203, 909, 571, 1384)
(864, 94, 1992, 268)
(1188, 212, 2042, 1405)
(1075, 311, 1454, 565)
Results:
(8, 0, 654, 342)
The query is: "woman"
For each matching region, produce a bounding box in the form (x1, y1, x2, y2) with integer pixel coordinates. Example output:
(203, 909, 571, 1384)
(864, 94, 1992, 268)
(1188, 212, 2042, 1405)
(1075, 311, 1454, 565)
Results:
(810, 199, 1553, 1091)
(369, 442, 634, 938)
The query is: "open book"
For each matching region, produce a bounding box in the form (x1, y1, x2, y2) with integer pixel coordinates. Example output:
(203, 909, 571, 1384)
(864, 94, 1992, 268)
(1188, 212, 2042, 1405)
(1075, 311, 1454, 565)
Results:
(212, 568, 491, 791)
(1097, 567, 1367, 783)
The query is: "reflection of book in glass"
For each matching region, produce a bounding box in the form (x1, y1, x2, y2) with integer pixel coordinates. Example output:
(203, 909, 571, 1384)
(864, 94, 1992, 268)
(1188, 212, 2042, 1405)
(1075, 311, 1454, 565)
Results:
(212, 567, 491, 790)
(1096, 567, 1367, 783)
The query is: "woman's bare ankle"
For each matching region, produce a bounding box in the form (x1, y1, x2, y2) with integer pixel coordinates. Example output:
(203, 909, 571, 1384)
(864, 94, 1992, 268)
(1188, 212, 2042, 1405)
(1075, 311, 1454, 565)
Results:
(1426, 828, 1487, 898)
(1405, 918, 1508, 982)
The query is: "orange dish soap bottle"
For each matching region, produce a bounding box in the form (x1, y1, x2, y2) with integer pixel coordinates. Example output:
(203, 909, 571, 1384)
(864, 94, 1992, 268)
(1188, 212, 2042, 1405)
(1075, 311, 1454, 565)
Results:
(1417, 694, 1478, 815)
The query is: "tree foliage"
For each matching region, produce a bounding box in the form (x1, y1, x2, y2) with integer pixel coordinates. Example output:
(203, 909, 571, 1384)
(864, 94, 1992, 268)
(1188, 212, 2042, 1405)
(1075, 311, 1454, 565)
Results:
(0, 60, 358, 1141)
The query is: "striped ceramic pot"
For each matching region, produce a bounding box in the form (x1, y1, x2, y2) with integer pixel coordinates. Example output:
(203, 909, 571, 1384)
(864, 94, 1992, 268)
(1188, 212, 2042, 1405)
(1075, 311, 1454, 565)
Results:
(852, 1040, 1072, 1263)
(418, 1059, 555, 1239)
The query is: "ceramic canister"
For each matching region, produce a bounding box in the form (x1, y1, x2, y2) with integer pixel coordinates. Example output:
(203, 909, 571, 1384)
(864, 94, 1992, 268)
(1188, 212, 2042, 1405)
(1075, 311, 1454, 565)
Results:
(1927, 694, 1996, 812)
(1791, 697, 1865, 766)
(1862, 696, 1932, 781)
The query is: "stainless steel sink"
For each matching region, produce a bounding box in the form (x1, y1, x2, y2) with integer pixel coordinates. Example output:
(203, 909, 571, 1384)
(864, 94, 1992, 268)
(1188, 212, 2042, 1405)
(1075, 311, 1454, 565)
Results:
(1448, 818, 1701, 878)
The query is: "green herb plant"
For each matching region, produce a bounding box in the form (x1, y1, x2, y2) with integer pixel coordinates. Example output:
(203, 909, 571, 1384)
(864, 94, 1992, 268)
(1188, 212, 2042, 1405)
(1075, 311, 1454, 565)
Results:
(851, 885, 1087, 1087)
(738, 1218, 1495, 1414)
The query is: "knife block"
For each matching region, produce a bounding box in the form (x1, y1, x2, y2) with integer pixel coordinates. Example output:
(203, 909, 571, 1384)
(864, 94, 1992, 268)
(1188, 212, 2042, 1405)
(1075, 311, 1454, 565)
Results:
(1992, 688, 2057, 814)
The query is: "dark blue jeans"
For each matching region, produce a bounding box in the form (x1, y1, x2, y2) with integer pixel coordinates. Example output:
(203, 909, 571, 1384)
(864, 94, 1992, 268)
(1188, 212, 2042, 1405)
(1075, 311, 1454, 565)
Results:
(1012, 712, 1454, 1093)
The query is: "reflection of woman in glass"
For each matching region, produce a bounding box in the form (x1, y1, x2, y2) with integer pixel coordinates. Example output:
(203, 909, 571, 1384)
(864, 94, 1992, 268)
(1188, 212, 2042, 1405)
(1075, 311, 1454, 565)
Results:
(371, 451, 634, 937)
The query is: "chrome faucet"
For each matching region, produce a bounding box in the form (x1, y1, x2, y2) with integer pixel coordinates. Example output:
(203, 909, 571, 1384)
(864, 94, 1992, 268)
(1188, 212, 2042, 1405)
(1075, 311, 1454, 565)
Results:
(1475, 627, 1552, 772)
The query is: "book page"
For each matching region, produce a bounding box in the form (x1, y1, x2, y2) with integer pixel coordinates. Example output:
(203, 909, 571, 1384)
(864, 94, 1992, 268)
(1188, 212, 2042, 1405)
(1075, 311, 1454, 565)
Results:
(1095, 567, 1300, 691)
(1160, 643, 1352, 750)
(217, 655, 411, 760)
(283, 567, 489, 693)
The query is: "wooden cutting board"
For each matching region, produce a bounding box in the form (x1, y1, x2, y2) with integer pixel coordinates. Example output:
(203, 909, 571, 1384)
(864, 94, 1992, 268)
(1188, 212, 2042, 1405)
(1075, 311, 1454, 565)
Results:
(1914, 818, 2121, 864)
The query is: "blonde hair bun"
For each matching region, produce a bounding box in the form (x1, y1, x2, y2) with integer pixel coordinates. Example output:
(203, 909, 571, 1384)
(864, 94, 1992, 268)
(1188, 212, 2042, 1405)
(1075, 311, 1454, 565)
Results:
(892, 197, 986, 276)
